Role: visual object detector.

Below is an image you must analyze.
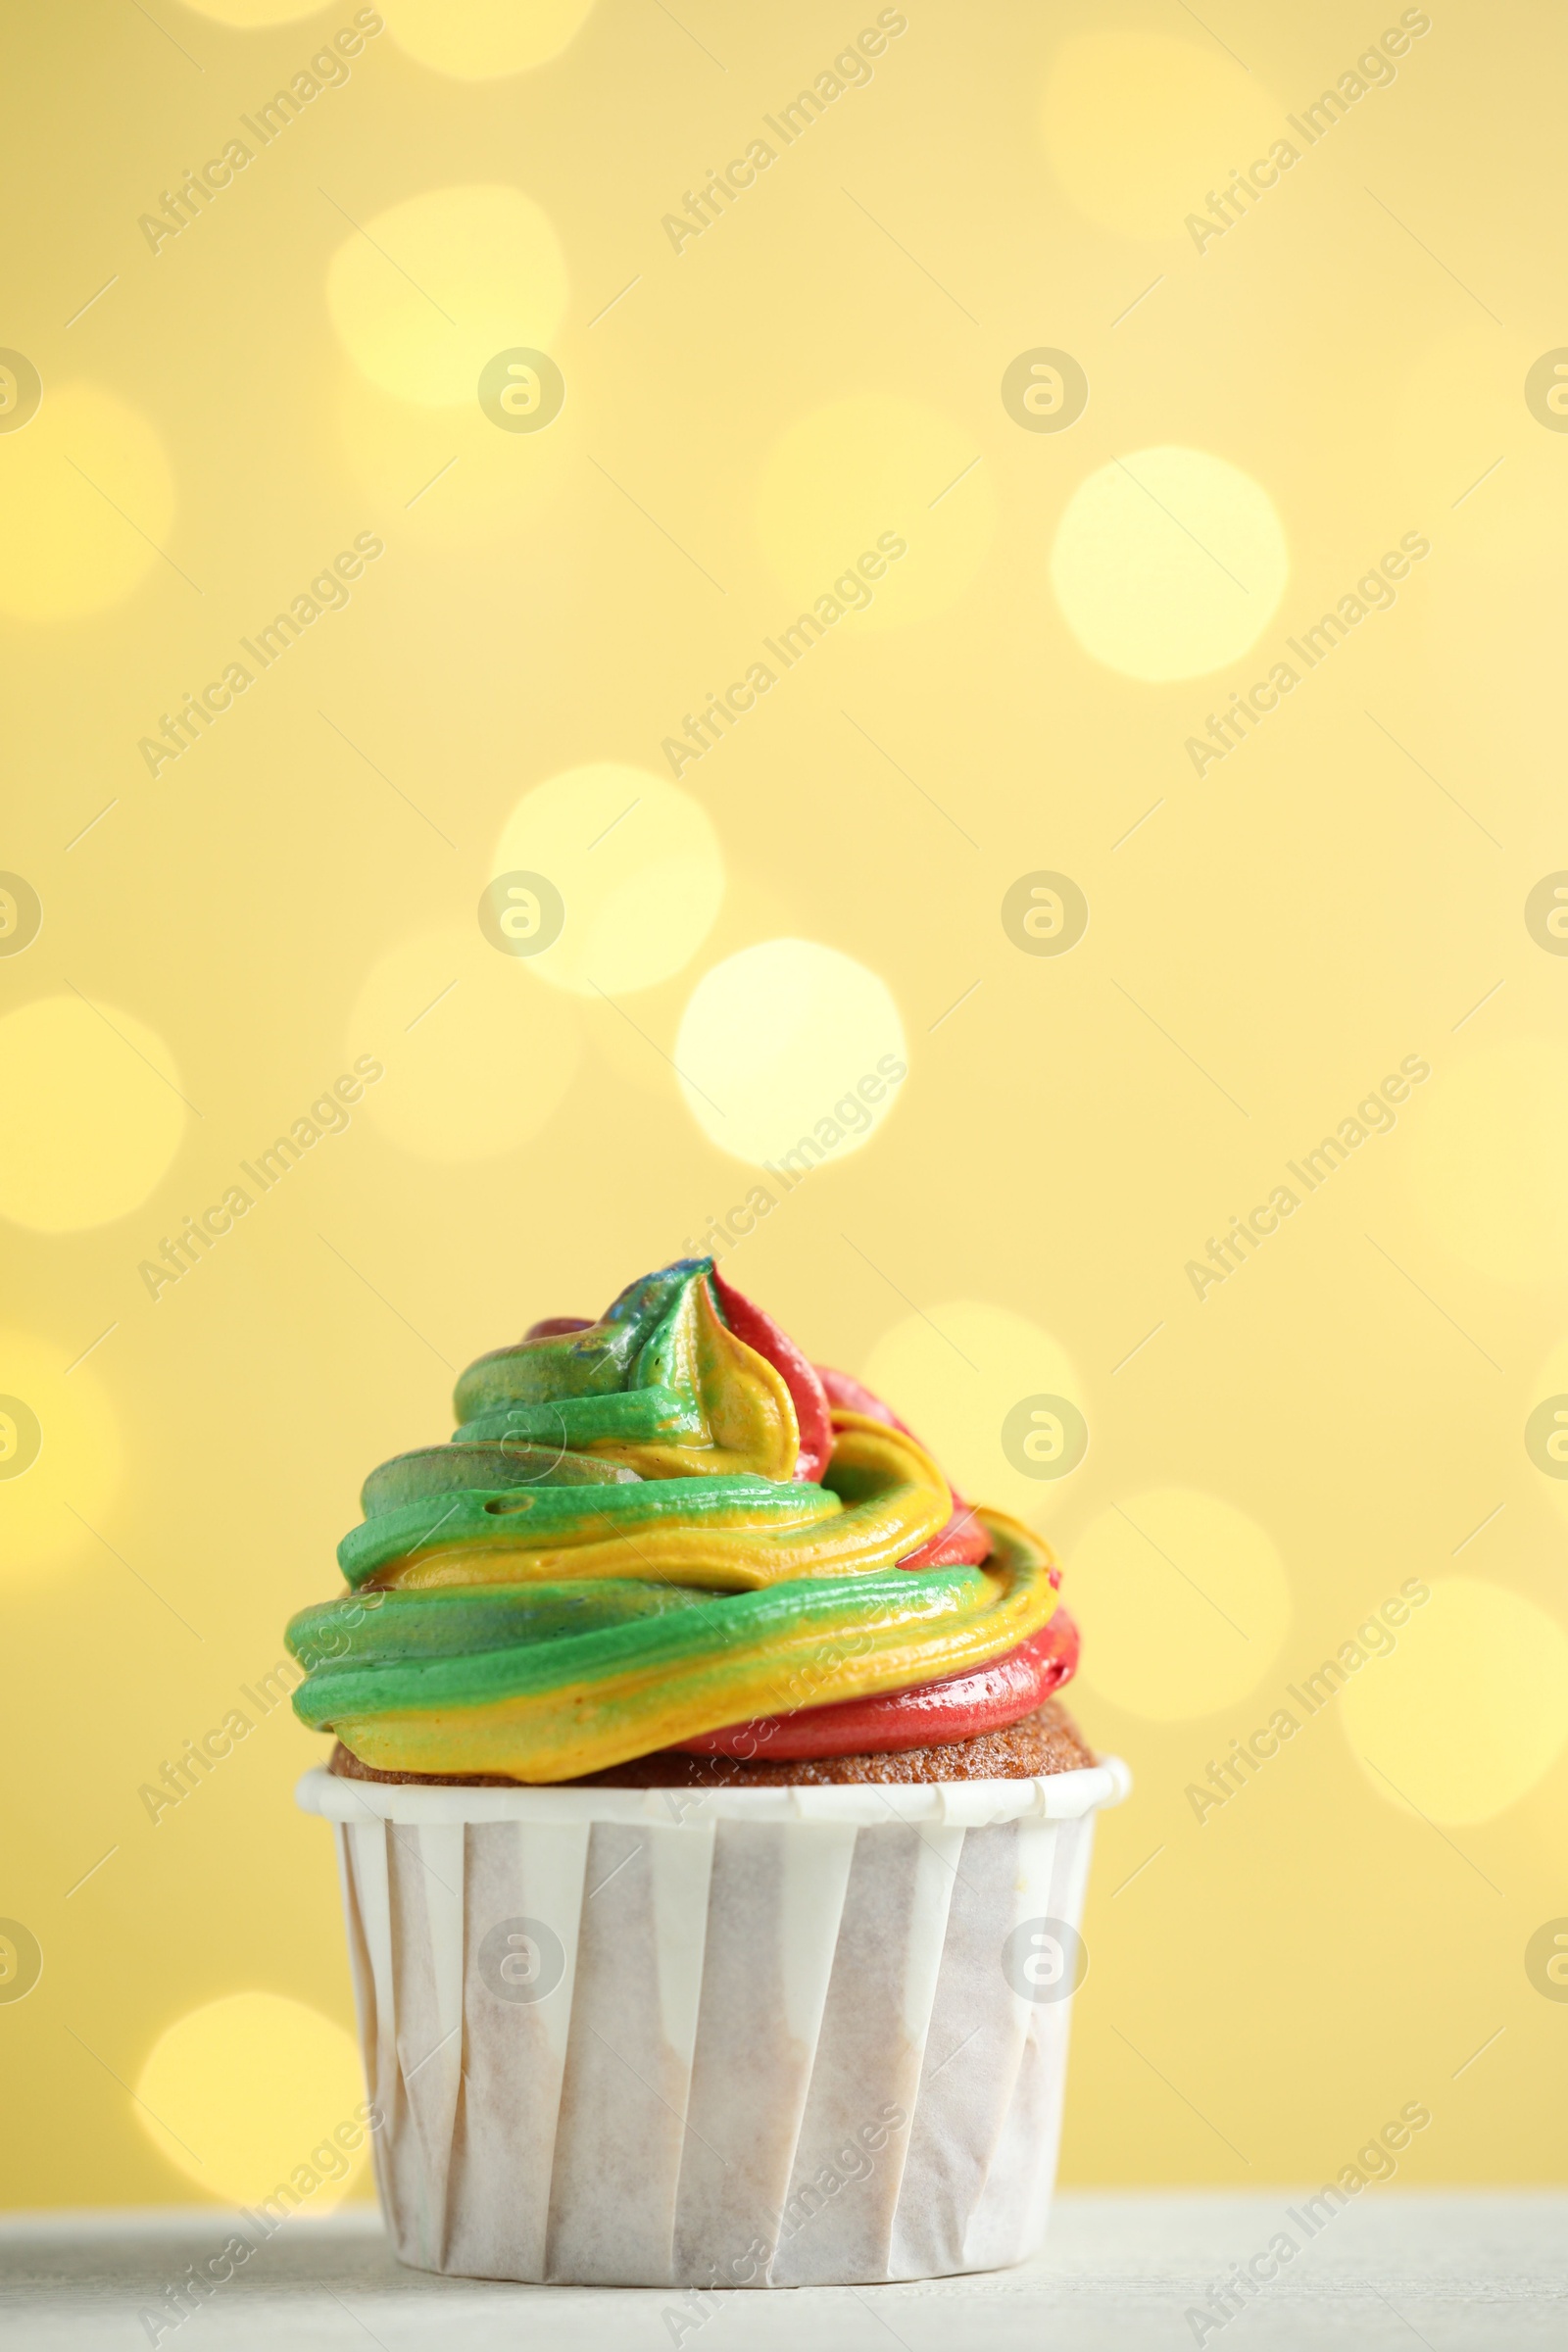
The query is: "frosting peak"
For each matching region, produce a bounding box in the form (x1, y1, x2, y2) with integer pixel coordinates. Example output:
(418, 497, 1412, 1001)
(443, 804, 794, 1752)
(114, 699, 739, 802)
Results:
(451, 1259, 801, 1482)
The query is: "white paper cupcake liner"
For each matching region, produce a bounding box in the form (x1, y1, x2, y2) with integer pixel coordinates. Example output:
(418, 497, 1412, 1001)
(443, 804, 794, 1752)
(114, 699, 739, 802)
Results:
(297, 1757, 1129, 2287)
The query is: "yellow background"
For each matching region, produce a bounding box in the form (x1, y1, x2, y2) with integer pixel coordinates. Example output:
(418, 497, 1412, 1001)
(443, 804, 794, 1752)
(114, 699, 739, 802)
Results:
(3, 0, 1566, 2206)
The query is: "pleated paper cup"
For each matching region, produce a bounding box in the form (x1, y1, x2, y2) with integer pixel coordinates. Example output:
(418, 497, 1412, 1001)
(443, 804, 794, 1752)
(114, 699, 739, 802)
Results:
(296, 1756, 1129, 2287)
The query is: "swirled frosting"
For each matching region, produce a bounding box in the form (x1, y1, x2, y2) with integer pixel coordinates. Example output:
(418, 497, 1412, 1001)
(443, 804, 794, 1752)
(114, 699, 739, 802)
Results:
(287, 1259, 1075, 1781)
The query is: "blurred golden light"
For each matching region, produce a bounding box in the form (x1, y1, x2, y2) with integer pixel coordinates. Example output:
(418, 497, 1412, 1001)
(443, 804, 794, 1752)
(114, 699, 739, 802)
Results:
(1344, 1576, 1568, 1824)
(325, 184, 567, 407)
(861, 1301, 1086, 1525)
(1050, 445, 1289, 680)
(755, 396, 996, 632)
(674, 939, 906, 1168)
(348, 923, 582, 1162)
(0, 995, 187, 1232)
(135, 1992, 371, 2208)
(1041, 32, 1281, 240)
(493, 765, 725, 998)
(0, 382, 176, 621)
(1407, 1038, 1568, 1283)
(383, 0, 598, 78)
(0, 1328, 121, 1576)
(1070, 1489, 1292, 1720)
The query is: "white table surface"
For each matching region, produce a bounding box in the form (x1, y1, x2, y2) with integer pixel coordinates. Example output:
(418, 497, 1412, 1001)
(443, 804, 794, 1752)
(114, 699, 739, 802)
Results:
(3, 2193, 1564, 2349)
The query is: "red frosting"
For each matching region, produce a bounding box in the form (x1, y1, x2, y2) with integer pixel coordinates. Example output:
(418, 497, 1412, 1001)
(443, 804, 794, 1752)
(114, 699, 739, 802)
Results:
(677, 1608, 1080, 1760)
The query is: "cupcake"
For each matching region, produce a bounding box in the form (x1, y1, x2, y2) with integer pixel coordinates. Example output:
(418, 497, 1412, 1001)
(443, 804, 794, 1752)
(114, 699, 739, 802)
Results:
(290, 1258, 1126, 2286)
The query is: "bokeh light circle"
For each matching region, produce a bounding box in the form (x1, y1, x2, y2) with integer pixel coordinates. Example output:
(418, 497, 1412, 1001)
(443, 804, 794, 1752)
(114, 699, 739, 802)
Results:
(347, 923, 580, 1162)
(861, 1301, 1086, 1526)
(0, 996, 187, 1231)
(1407, 1038, 1568, 1283)
(0, 383, 175, 621)
(172, 0, 318, 21)
(1050, 446, 1288, 680)
(0, 1329, 121, 1574)
(674, 940, 906, 1167)
(1069, 1489, 1291, 1719)
(755, 397, 995, 630)
(492, 766, 724, 997)
(1343, 1577, 1568, 1825)
(384, 0, 597, 78)
(1041, 33, 1281, 240)
(135, 1992, 371, 2206)
(326, 185, 567, 407)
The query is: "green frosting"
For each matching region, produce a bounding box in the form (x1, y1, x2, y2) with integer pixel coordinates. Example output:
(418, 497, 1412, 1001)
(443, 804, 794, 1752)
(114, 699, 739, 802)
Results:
(451, 1391, 696, 1449)
(337, 1472, 837, 1589)
(361, 1442, 637, 1517)
(452, 1262, 709, 1421)
(290, 1562, 983, 1720)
